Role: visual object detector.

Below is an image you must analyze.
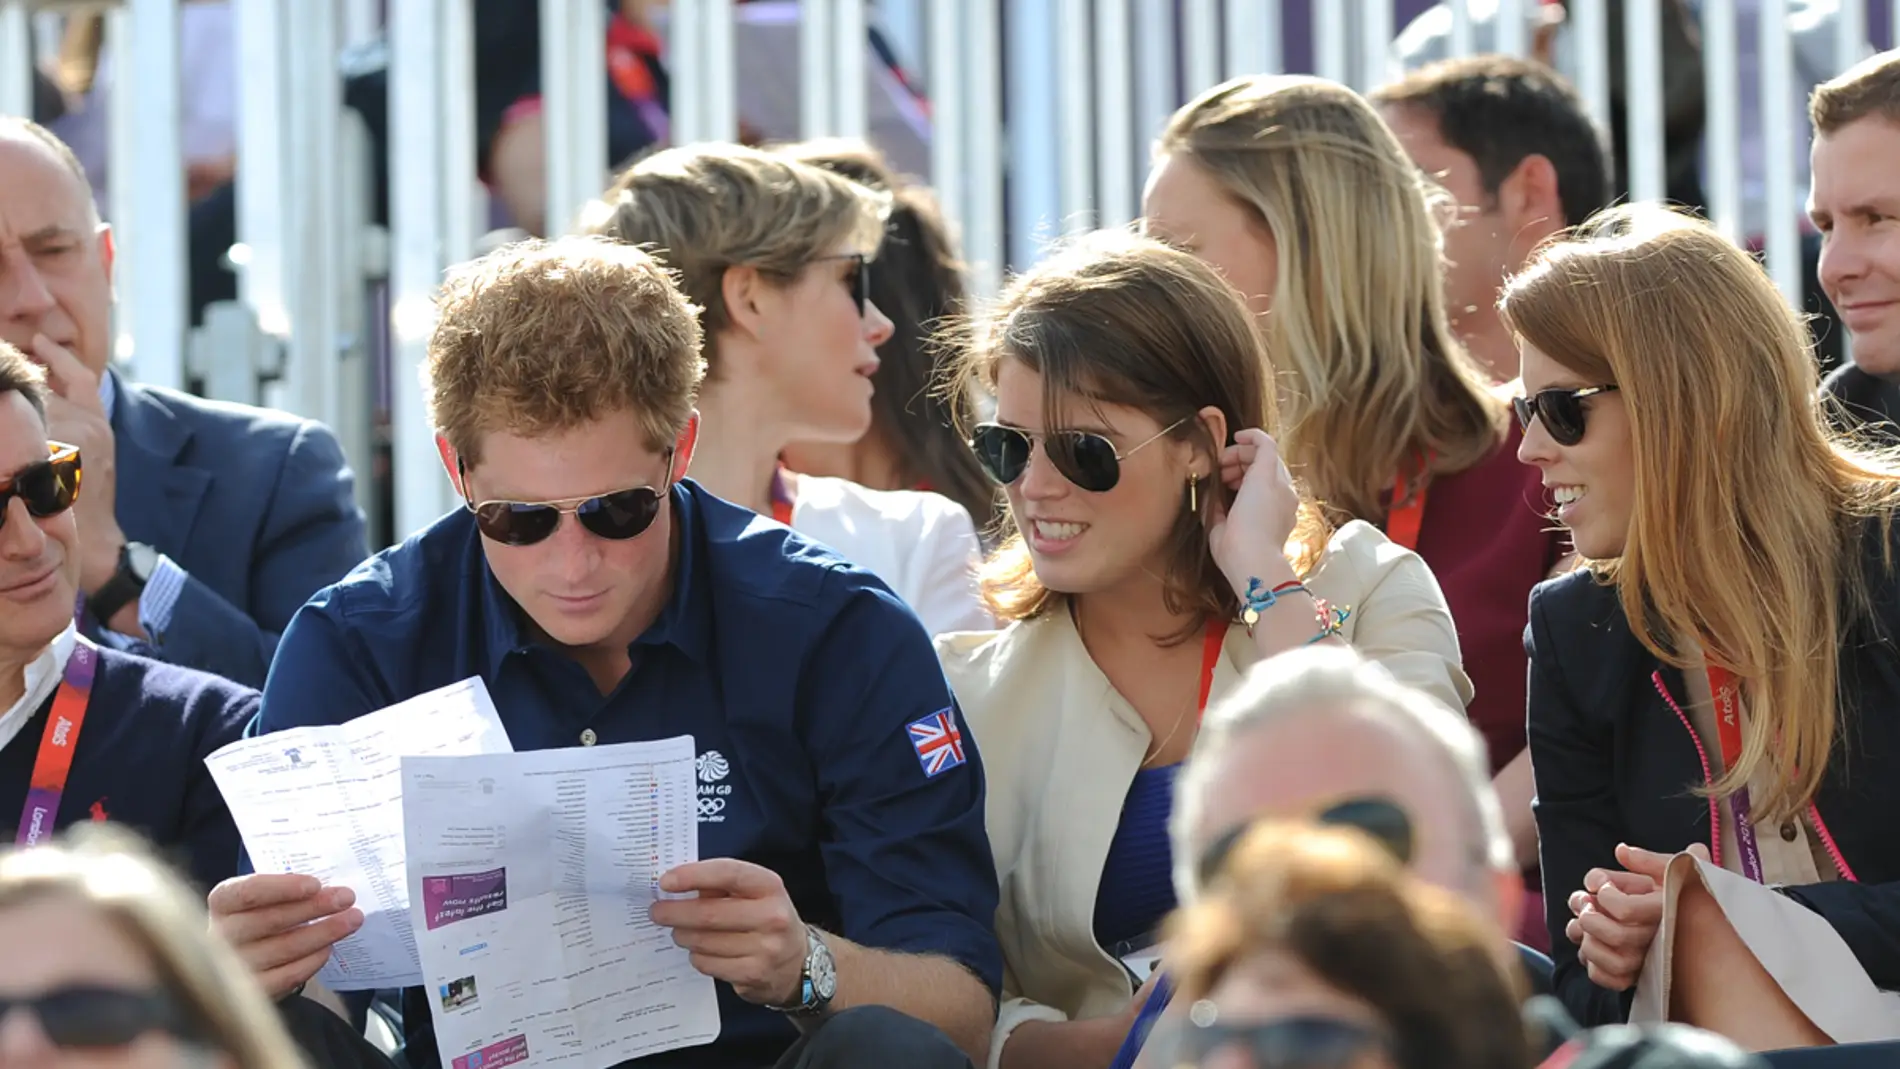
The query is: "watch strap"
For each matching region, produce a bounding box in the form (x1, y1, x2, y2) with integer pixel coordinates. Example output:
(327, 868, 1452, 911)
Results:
(768, 926, 832, 1017)
(88, 545, 148, 625)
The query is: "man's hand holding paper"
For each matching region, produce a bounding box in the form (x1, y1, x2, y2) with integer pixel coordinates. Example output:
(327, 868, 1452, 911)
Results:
(208, 873, 364, 998)
(653, 858, 810, 1006)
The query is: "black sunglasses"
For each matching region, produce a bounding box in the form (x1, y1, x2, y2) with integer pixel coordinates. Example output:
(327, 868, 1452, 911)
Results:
(459, 453, 672, 547)
(1152, 1010, 1393, 1069)
(0, 442, 82, 533)
(1196, 797, 1415, 890)
(812, 253, 871, 317)
(969, 419, 1185, 494)
(1512, 385, 1619, 447)
(0, 985, 203, 1049)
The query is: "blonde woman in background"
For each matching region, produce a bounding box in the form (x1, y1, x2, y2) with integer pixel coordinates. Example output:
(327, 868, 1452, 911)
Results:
(579, 144, 992, 635)
(0, 825, 305, 1069)
(1143, 75, 1567, 942)
(937, 230, 1468, 1069)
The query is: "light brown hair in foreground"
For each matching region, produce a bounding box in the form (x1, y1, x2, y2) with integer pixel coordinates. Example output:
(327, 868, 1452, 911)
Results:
(425, 235, 707, 463)
(1169, 821, 1529, 1069)
(1810, 48, 1900, 135)
(1156, 75, 1503, 524)
(951, 229, 1330, 638)
(1500, 204, 1900, 823)
(577, 143, 888, 377)
(0, 825, 308, 1069)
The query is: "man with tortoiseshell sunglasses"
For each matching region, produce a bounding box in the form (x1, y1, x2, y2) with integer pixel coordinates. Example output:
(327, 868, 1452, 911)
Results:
(0, 341, 251, 891)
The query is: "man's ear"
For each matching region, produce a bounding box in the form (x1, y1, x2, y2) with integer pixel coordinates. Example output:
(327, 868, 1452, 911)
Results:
(97, 223, 115, 296)
(1499, 154, 1564, 248)
(436, 434, 467, 500)
(671, 412, 700, 481)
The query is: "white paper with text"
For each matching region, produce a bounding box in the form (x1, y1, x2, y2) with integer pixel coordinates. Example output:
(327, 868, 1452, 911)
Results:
(402, 735, 718, 1069)
(205, 678, 514, 990)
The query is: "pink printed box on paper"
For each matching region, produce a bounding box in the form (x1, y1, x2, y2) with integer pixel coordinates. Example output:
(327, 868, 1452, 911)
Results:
(421, 868, 509, 931)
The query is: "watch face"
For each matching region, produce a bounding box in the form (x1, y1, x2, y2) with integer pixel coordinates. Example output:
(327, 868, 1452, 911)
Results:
(126, 542, 160, 580)
(809, 935, 838, 1002)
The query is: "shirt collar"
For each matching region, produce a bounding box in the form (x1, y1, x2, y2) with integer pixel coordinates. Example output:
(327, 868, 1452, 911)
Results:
(477, 481, 713, 678)
(0, 625, 78, 755)
(98, 369, 115, 423)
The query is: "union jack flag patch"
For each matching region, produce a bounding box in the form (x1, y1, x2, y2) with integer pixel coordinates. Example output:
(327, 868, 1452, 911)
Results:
(906, 708, 967, 778)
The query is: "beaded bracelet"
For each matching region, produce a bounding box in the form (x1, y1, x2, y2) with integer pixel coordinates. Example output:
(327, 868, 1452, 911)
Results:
(1305, 598, 1352, 645)
(1240, 577, 1310, 634)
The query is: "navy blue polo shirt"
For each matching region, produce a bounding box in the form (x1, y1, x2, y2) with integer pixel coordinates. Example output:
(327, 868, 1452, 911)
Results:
(256, 479, 1001, 1069)
(0, 646, 252, 891)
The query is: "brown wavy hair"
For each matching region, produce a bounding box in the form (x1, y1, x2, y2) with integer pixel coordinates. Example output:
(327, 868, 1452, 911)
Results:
(1169, 822, 1530, 1069)
(950, 229, 1329, 642)
(1500, 204, 1900, 822)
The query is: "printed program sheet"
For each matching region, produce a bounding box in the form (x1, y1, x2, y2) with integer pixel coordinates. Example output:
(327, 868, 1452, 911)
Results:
(204, 678, 515, 990)
(402, 735, 719, 1069)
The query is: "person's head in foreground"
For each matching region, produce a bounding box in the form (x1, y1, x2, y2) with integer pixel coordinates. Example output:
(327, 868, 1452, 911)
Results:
(1145, 74, 1500, 521)
(425, 236, 706, 664)
(1501, 203, 1900, 822)
(577, 144, 895, 501)
(0, 340, 81, 704)
(0, 825, 306, 1069)
(1173, 646, 1518, 926)
(1157, 821, 1531, 1069)
(949, 229, 1329, 639)
(1810, 48, 1900, 378)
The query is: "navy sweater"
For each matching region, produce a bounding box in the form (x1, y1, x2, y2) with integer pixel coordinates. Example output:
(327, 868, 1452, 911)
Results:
(0, 646, 253, 891)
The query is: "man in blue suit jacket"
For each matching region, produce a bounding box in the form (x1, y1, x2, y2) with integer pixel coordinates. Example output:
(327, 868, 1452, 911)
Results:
(0, 118, 367, 688)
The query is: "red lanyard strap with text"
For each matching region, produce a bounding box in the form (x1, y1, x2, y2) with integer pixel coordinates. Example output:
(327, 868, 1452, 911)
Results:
(16, 636, 100, 847)
(1705, 665, 1765, 883)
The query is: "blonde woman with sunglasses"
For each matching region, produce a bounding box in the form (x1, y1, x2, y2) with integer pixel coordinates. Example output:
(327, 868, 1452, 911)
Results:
(934, 231, 1470, 1069)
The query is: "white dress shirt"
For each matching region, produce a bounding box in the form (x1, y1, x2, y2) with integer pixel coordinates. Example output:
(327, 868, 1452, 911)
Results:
(0, 625, 78, 756)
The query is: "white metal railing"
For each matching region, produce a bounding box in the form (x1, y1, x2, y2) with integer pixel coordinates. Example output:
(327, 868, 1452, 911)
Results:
(6, 1, 1895, 545)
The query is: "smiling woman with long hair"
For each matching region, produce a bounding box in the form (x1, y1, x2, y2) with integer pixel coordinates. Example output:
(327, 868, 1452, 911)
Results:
(935, 230, 1469, 1069)
(1508, 204, 1900, 1048)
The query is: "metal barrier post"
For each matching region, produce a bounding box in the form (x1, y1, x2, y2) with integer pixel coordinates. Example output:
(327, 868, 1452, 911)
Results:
(0, 1, 30, 118)
(1622, 0, 1667, 204)
(542, 0, 607, 235)
(112, 0, 187, 390)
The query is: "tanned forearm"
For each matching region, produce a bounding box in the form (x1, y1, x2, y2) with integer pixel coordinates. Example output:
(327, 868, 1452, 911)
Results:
(996, 1015, 1128, 1069)
(821, 932, 996, 1065)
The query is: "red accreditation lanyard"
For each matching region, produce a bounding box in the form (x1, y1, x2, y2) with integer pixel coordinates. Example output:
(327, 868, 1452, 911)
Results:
(16, 636, 101, 847)
(1198, 619, 1227, 714)
(1384, 456, 1433, 551)
(1705, 665, 1765, 883)
(771, 469, 795, 527)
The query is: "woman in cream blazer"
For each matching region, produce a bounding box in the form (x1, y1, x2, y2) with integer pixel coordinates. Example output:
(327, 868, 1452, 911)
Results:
(934, 233, 1471, 1069)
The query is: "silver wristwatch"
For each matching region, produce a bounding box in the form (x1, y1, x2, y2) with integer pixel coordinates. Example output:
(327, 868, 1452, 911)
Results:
(769, 925, 837, 1018)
